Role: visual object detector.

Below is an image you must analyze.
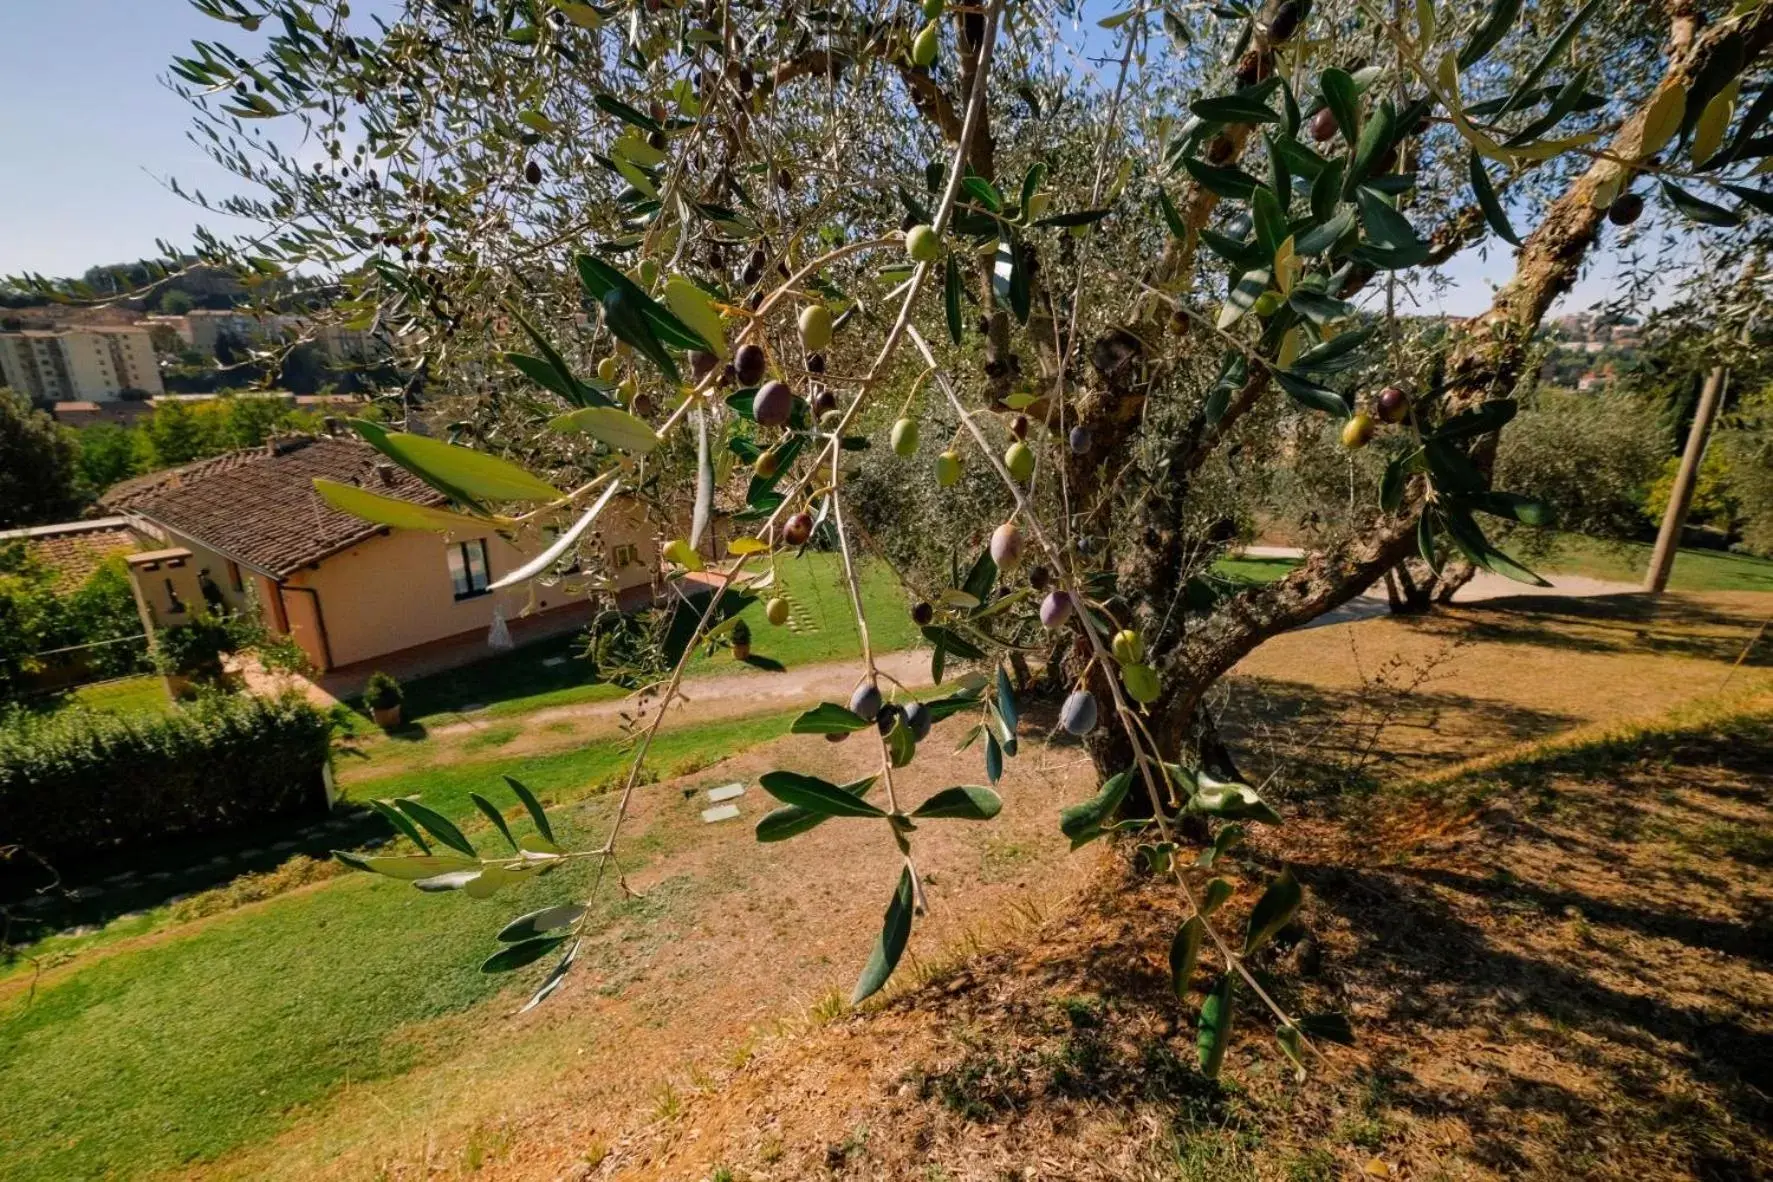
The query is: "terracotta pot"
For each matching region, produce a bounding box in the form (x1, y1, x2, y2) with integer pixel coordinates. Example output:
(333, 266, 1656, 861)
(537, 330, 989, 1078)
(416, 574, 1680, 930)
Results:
(372, 703, 403, 728)
(733, 643, 751, 661)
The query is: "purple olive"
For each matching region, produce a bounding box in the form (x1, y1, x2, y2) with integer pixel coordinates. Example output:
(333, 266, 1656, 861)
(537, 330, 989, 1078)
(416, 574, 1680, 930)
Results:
(1040, 590, 1074, 629)
(903, 701, 932, 741)
(734, 343, 767, 386)
(849, 681, 882, 722)
(753, 380, 793, 427)
(1060, 689, 1098, 736)
(1068, 425, 1091, 454)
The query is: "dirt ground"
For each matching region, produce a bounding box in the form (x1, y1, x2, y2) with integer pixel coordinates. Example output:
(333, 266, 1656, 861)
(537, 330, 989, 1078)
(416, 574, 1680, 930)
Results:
(184, 591, 1772, 1181)
(598, 695, 1772, 1181)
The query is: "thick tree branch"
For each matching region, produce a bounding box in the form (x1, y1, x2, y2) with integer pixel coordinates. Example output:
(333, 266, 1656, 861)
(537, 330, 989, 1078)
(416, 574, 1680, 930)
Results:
(1156, 2, 1773, 732)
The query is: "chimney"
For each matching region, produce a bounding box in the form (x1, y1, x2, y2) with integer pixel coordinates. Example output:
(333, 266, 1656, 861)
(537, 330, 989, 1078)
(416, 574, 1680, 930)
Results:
(374, 461, 398, 486)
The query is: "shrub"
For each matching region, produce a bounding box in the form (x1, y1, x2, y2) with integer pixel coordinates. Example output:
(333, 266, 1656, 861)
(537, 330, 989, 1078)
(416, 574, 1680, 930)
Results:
(730, 618, 752, 649)
(152, 609, 251, 681)
(0, 689, 333, 864)
(1494, 387, 1669, 551)
(364, 670, 402, 709)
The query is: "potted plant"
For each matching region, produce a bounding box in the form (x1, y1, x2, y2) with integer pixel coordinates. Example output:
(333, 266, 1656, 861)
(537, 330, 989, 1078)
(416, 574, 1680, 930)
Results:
(365, 670, 404, 728)
(730, 618, 752, 661)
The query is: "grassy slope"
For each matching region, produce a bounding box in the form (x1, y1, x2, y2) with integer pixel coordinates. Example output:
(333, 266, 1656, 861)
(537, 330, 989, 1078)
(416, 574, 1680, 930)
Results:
(0, 710, 797, 1182)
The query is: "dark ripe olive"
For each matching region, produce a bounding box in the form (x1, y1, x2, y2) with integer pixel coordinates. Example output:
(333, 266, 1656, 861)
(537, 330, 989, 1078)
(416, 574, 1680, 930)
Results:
(1609, 192, 1645, 226)
(784, 511, 814, 546)
(1310, 107, 1337, 143)
(648, 130, 668, 151)
(911, 601, 934, 626)
(903, 701, 932, 742)
(734, 343, 767, 386)
(849, 681, 882, 722)
(1267, 1, 1300, 43)
(811, 388, 837, 416)
(738, 66, 754, 94)
(807, 352, 826, 374)
(524, 160, 542, 184)
(1028, 565, 1050, 591)
(875, 703, 903, 735)
(1376, 385, 1409, 424)
(753, 380, 793, 427)
(1010, 414, 1029, 440)
(1060, 689, 1098, 737)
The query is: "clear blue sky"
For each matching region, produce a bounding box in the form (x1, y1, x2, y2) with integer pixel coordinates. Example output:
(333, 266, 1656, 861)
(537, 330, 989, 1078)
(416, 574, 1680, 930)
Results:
(0, 2, 260, 280)
(0, 1, 1664, 317)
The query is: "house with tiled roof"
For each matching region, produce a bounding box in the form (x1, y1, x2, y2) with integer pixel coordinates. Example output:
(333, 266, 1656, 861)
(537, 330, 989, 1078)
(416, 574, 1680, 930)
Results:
(101, 434, 662, 681)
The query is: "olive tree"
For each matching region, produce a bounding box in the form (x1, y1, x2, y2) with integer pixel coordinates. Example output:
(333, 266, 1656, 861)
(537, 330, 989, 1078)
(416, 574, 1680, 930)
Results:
(152, 0, 1773, 1077)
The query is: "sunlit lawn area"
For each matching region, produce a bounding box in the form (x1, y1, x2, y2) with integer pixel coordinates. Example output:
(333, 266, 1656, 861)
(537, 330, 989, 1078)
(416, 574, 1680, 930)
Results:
(395, 553, 917, 724)
(1218, 535, 1773, 595)
(4, 675, 170, 724)
(1528, 531, 1773, 593)
(0, 708, 799, 1182)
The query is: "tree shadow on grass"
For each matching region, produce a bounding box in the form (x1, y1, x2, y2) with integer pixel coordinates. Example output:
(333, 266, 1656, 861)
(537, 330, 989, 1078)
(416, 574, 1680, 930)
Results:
(1432, 593, 1772, 667)
(1219, 675, 1583, 790)
(0, 804, 395, 956)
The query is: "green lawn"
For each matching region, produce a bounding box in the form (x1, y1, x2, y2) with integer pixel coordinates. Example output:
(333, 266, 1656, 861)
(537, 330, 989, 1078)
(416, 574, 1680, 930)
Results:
(0, 708, 800, 1182)
(395, 554, 916, 724)
(65, 675, 171, 715)
(3, 675, 170, 724)
(1527, 532, 1773, 593)
(1212, 556, 1299, 585)
(1212, 537, 1773, 595)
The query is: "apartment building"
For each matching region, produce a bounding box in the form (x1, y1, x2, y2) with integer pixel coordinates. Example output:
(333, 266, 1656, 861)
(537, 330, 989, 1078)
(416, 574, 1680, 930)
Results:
(0, 326, 164, 402)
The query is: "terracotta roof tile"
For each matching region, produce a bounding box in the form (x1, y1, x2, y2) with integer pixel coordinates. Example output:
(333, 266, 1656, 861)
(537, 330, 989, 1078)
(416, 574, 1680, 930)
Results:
(2, 521, 139, 593)
(100, 436, 447, 578)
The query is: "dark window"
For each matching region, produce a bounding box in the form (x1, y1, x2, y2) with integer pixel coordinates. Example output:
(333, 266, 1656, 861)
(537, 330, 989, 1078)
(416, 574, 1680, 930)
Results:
(163, 578, 185, 615)
(447, 539, 491, 600)
(226, 560, 244, 593)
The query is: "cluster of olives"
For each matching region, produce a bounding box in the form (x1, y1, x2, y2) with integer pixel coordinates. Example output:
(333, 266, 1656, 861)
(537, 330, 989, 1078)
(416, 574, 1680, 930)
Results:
(1339, 384, 1410, 450)
(830, 679, 934, 746)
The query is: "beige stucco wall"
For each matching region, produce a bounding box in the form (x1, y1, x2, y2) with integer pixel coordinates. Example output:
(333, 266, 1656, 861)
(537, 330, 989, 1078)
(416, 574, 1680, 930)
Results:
(126, 520, 260, 617)
(285, 513, 660, 670)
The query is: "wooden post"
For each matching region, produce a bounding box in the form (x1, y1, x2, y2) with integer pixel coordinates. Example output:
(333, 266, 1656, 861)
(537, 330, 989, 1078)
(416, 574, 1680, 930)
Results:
(1643, 363, 1728, 594)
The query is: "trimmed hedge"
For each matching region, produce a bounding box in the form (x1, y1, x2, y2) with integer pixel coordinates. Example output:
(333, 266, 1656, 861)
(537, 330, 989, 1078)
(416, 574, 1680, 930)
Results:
(0, 690, 333, 864)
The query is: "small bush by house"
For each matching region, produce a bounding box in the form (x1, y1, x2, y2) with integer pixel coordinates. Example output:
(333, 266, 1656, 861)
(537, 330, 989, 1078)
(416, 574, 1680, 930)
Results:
(0, 689, 333, 866)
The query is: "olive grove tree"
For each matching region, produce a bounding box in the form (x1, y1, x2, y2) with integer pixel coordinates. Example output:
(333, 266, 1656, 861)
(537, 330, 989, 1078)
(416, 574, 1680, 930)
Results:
(157, 0, 1773, 1076)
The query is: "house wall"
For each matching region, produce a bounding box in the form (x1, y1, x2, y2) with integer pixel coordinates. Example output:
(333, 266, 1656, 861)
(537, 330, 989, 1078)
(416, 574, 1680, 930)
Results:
(123, 501, 661, 673)
(124, 549, 204, 631)
(126, 522, 260, 617)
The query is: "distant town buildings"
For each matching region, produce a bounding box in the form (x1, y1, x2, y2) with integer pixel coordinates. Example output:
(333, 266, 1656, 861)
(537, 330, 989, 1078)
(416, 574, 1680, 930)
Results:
(142, 308, 375, 363)
(0, 326, 164, 401)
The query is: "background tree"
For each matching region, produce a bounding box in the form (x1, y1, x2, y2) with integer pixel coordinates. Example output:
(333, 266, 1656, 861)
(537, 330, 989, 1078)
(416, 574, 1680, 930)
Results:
(0, 391, 83, 529)
(148, 0, 1773, 1071)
